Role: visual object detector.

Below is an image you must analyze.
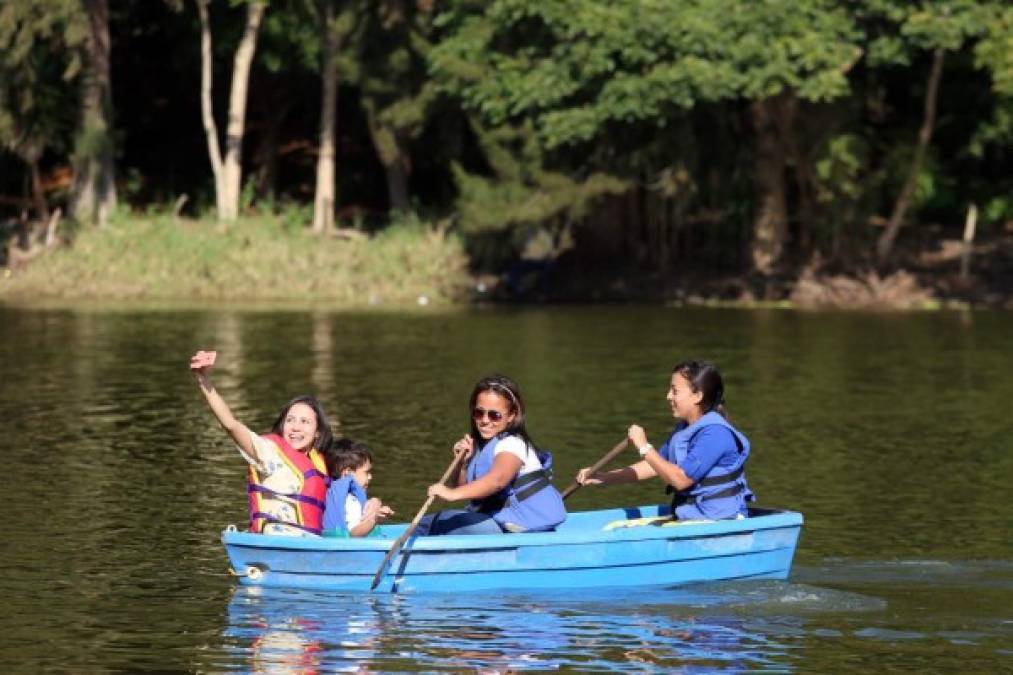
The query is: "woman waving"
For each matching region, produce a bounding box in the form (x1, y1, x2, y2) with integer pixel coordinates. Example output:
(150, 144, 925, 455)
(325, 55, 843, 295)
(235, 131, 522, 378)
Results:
(191, 350, 333, 536)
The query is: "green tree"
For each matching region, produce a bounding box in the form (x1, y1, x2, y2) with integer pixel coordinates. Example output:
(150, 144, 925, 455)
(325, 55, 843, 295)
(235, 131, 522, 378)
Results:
(308, 0, 343, 232)
(968, 5, 1013, 227)
(351, 0, 438, 215)
(453, 119, 626, 235)
(0, 0, 84, 224)
(431, 0, 862, 273)
(196, 0, 268, 222)
(860, 0, 1010, 265)
(70, 0, 116, 227)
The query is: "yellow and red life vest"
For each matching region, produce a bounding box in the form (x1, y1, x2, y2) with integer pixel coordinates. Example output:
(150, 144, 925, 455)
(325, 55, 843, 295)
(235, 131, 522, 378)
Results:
(247, 433, 330, 535)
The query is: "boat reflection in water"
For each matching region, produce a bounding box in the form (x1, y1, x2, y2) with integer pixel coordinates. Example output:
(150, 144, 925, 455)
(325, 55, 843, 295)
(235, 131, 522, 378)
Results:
(223, 582, 812, 671)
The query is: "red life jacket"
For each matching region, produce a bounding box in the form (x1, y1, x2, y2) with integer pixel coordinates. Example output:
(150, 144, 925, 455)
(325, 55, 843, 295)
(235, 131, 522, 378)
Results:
(247, 433, 330, 535)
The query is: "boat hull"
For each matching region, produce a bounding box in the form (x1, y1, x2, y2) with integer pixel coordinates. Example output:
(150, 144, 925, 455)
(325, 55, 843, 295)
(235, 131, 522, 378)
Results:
(222, 504, 803, 593)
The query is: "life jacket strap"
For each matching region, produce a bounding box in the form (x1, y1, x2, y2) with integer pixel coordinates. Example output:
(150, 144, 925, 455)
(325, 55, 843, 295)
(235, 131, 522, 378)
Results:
(672, 482, 744, 508)
(303, 468, 329, 481)
(512, 469, 552, 502)
(250, 511, 322, 535)
(664, 450, 745, 496)
(472, 468, 554, 513)
(248, 483, 326, 510)
(695, 465, 744, 488)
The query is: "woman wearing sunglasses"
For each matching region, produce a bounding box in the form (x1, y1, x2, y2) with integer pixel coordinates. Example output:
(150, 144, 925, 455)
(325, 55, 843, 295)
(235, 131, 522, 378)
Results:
(418, 374, 567, 535)
(576, 360, 754, 521)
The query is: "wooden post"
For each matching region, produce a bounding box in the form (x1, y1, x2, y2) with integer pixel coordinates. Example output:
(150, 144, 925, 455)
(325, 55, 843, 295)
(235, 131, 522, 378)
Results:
(172, 195, 188, 221)
(960, 203, 977, 282)
(43, 208, 62, 247)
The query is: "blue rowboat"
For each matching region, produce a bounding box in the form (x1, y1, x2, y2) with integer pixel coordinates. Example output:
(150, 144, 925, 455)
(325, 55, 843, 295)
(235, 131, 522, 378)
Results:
(221, 504, 803, 593)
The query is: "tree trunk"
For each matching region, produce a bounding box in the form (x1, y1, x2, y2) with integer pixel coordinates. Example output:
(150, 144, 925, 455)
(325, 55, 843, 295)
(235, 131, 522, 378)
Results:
(27, 151, 50, 224)
(876, 48, 945, 266)
(311, 1, 339, 234)
(364, 104, 411, 214)
(793, 155, 816, 256)
(196, 0, 226, 219)
(382, 151, 410, 214)
(749, 97, 789, 274)
(251, 94, 290, 201)
(775, 95, 815, 256)
(220, 1, 266, 221)
(70, 0, 116, 227)
(656, 194, 671, 269)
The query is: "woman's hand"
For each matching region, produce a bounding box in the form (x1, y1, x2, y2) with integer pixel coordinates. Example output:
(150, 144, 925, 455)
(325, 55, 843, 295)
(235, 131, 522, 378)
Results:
(190, 350, 217, 378)
(452, 434, 475, 461)
(189, 350, 257, 462)
(575, 467, 603, 486)
(628, 424, 648, 450)
(427, 483, 457, 501)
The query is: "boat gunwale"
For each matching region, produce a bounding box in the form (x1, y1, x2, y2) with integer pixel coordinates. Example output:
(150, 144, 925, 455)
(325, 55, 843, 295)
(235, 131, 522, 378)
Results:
(221, 505, 803, 553)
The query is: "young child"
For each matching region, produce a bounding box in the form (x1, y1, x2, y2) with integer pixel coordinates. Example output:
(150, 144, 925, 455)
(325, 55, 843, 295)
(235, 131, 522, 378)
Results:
(322, 438, 393, 537)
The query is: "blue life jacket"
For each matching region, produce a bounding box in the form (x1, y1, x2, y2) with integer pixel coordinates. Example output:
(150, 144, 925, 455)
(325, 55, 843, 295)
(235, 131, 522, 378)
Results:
(659, 411, 755, 520)
(465, 434, 567, 532)
(322, 475, 368, 533)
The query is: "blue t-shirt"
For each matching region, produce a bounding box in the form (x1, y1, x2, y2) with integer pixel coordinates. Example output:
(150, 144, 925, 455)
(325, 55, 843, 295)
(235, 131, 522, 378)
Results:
(660, 423, 740, 483)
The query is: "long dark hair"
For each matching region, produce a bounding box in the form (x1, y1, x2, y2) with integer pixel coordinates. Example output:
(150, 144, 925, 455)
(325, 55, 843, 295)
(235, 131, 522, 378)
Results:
(469, 374, 536, 451)
(673, 360, 728, 418)
(268, 394, 333, 453)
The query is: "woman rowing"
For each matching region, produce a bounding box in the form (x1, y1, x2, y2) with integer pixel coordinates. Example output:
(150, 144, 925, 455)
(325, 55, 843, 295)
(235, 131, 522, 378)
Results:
(419, 374, 566, 535)
(576, 360, 754, 520)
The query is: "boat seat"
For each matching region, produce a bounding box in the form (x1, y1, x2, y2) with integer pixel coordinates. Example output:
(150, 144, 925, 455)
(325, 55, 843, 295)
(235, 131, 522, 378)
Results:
(602, 516, 709, 530)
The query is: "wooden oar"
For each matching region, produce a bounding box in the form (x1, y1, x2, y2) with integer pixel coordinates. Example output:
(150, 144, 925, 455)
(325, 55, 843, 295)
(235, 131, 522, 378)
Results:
(370, 450, 469, 590)
(560, 438, 629, 500)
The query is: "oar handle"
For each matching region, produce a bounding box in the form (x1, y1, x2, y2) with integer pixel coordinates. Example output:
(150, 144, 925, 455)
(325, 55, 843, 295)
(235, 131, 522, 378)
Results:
(370, 450, 469, 590)
(561, 438, 629, 500)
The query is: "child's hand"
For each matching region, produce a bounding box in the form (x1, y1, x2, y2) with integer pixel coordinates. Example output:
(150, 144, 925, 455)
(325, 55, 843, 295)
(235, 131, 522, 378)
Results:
(364, 498, 394, 521)
(575, 467, 603, 486)
(189, 350, 217, 374)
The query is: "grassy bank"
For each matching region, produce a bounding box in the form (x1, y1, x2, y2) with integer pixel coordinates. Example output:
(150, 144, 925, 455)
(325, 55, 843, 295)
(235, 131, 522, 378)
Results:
(0, 213, 472, 305)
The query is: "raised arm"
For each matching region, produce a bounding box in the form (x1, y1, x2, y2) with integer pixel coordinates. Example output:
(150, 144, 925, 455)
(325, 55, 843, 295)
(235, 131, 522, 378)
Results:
(190, 350, 260, 463)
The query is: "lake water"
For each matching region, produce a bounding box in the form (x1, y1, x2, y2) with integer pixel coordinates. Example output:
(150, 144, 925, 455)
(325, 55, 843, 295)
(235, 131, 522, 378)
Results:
(1, 304, 1010, 671)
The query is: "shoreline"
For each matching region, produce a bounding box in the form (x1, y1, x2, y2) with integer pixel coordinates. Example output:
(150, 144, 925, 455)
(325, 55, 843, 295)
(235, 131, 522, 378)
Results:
(0, 286, 985, 313)
(3, 214, 1010, 312)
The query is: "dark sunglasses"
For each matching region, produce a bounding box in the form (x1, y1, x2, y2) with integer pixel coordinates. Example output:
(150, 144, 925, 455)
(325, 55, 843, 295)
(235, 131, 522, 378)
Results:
(472, 407, 505, 422)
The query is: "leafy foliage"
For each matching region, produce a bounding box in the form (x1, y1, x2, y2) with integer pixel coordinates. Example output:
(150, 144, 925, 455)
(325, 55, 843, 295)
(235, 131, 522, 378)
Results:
(0, 0, 83, 162)
(431, 0, 862, 148)
(2, 0, 1012, 285)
